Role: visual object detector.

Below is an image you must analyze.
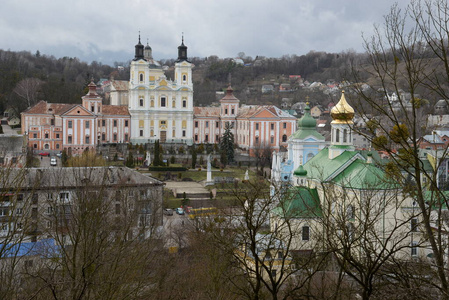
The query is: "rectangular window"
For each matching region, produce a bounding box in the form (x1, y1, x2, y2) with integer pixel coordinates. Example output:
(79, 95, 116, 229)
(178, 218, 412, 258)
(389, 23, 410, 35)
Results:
(98, 120, 101, 127)
(182, 130, 186, 137)
(231, 108, 235, 114)
(283, 122, 287, 129)
(206, 121, 209, 128)
(140, 130, 143, 137)
(411, 242, 418, 256)
(33, 133, 37, 138)
(195, 135, 198, 142)
(16, 208, 23, 215)
(271, 123, 274, 130)
(0, 208, 8, 217)
(125, 120, 129, 127)
(113, 134, 117, 141)
(205, 134, 209, 142)
(113, 120, 117, 127)
(216, 122, 219, 128)
(51, 119, 54, 125)
(161, 97, 166, 107)
(271, 136, 274, 144)
(256, 123, 259, 130)
(255, 137, 259, 145)
(56, 133, 60, 139)
(124, 134, 128, 142)
(68, 121, 73, 129)
(140, 98, 144, 106)
(183, 100, 187, 108)
(411, 218, 418, 232)
(102, 120, 106, 126)
(102, 133, 106, 141)
(85, 121, 90, 128)
(68, 136, 72, 144)
(85, 136, 90, 144)
(302, 226, 310, 241)
(91, 106, 94, 112)
(195, 121, 198, 128)
(225, 108, 228, 114)
(45, 133, 49, 139)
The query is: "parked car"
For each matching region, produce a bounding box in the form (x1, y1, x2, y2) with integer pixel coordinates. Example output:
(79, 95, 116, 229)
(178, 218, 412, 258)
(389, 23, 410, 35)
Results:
(39, 152, 50, 156)
(56, 152, 62, 158)
(50, 157, 57, 166)
(176, 207, 185, 215)
(163, 208, 173, 216)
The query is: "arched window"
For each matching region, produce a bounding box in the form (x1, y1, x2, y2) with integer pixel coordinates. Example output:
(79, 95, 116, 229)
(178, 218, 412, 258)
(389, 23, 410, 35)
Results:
(302, 226, 310, 240)
(343, 129, 347, 143)
(307, 153, 314, 161)
(336, 129, 340, 143)
(282, 134, 287, 142)
(139, 73, 144, 82)
(44, 144, 49, 149)
(182, 74, 187, 81)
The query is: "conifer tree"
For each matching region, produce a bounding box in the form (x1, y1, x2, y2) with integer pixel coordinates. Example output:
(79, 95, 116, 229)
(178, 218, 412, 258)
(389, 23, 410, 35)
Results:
(220, 122, 234, 166)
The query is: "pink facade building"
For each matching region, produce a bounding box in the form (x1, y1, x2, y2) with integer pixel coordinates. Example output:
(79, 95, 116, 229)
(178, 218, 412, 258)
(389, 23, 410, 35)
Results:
(21, 82, 130, 155)
(193, 86, 297, 154)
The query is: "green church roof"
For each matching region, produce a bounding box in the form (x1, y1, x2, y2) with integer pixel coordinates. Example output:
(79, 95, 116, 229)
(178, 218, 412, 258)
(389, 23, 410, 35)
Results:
(272, 187, 322, 218)
(299, 148, 397, 190)
(289, 104, 325, 141)
(294, 165, 307, 176)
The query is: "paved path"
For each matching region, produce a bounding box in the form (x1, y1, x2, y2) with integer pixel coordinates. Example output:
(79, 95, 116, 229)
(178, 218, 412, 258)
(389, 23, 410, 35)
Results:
(164, 181, 209, 195)
(1, 119, 20, 135)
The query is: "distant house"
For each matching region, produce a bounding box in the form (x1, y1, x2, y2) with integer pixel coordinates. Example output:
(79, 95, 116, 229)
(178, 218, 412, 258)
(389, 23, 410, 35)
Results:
(0, 135, 25, 167)
(262, 85, 274, 93)
(279, 83, 291, 92)
(232, 58, 244, 65)
(310, 106, 323, 118)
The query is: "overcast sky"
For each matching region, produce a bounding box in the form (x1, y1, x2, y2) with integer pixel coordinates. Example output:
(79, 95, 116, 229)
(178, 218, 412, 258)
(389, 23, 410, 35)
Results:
(0, 0, 406, 66)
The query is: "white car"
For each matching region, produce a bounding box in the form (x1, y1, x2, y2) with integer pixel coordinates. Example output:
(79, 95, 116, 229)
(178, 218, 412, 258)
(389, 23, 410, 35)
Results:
(50, 157, 57, 166)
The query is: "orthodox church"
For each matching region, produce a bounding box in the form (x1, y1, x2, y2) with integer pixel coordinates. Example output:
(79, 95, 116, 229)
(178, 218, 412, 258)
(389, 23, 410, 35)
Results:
(271, 102, 326, 186)
(128, 35, 194, 145)
(270, 92, 423, 259)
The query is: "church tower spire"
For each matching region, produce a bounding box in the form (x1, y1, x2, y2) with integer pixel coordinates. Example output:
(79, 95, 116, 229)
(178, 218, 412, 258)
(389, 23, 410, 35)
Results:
(134, 32, 144, 61)
(329, 91, 355, 159)
(176, 33, 189, 62)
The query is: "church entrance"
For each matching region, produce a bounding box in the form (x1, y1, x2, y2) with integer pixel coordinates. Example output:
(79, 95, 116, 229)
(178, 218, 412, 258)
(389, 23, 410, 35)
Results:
(160, 131, 166, 143)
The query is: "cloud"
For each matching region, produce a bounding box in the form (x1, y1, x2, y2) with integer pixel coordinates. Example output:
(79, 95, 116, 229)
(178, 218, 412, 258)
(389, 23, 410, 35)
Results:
(0, 0, 406, 65)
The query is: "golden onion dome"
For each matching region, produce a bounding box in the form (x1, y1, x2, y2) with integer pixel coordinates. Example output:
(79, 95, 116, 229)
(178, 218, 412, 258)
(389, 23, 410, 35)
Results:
(331, 91, 354, 123)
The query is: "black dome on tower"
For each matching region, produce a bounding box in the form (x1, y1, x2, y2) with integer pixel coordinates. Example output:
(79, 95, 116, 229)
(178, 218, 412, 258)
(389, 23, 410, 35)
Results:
(134, 34, 144, 61)
(176, 35, 189, 63)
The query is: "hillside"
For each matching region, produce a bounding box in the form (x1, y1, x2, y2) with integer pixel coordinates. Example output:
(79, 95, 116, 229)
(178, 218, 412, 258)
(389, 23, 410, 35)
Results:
(0, 48, 443, 117)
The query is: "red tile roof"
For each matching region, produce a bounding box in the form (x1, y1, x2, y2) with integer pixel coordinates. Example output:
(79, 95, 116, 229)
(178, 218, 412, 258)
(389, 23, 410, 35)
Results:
(22, 101, 76, 115)
(193, 107, 220, 117)
(102, 105, 130, 116)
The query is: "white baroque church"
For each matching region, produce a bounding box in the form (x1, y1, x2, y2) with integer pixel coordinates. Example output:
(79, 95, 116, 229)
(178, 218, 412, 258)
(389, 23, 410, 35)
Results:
(127, 36, 194, 145)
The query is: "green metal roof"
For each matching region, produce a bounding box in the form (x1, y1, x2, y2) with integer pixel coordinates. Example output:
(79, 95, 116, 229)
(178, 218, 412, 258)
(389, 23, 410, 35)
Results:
(301, 148, 361, 181)
(298, 148, 397, 190)
(332, 160, 397, 190)
(272, 187, 322, 218)
(289, 105, 324, 141)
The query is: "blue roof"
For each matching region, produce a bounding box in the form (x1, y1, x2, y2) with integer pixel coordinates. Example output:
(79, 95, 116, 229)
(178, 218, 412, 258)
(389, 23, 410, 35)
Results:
(1, 239, 60, 258)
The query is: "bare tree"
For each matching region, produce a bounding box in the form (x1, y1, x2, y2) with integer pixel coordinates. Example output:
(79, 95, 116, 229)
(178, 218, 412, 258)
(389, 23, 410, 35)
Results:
(13, 77, 43, 108)
(349, 1, 449, 297)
